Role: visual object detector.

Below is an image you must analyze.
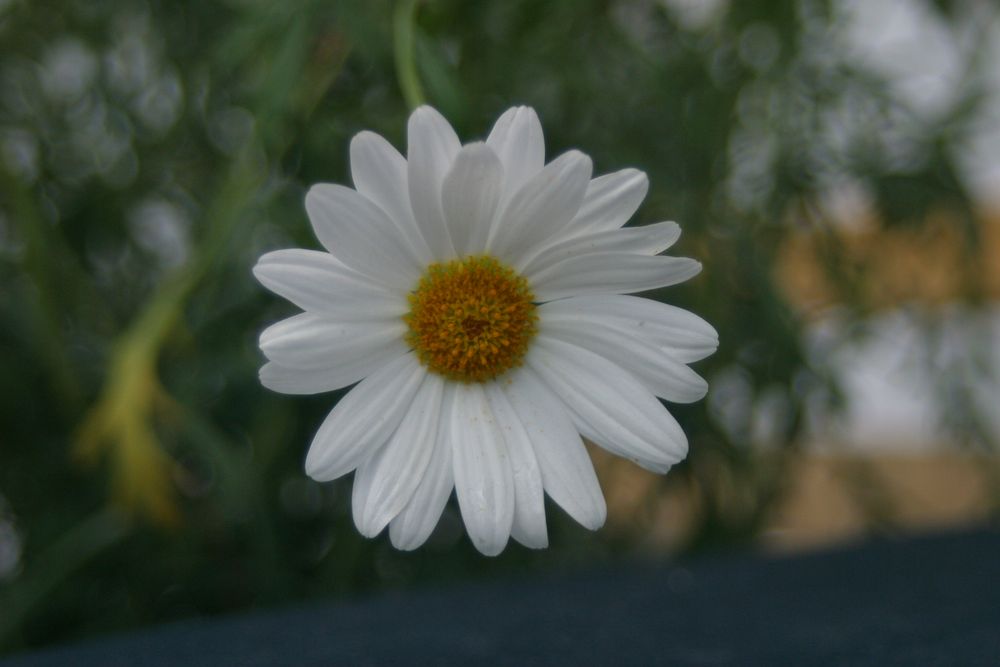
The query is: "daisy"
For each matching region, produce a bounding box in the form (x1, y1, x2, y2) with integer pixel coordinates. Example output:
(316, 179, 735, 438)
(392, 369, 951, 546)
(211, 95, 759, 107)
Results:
(254, 106, 717, 556)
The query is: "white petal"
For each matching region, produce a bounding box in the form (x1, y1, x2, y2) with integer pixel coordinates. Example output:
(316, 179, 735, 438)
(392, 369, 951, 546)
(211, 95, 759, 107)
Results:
(350, 131, 433, 265)
(484, 383, 548, 549)
(502, 368, 606, 530)
(253, 249, 406, 320)
(485, 106, 545, 201)
(258, 361, 360, 396)
(521, 221, 681, 277)
(389, 384, 457, 550)
(450, 383, 514, 556)
(528, 253, 702, 302)
(488, 150, 592, 267)
(305, 353, 425, 482)
(441, 142, 503, 256)
(259, 312, 406, 375)
(538, 294, 719, 363)
(571, 168, 648, 234)
(352, 373, 444, 537)
(305, 184, 424, 289)
(407, 106, 460, 259)
(538, 310, 707, 403)
(529, 337, 688, 473)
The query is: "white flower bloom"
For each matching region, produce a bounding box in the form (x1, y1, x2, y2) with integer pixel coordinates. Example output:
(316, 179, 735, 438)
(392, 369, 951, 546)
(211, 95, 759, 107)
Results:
(254, 106, 717, 556)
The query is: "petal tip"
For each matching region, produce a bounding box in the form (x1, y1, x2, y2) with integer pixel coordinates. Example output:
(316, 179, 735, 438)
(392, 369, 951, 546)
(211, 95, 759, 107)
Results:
(455, 141, 497, 161)
(388, 522, 425, 551)
(681, 258, 703, 279)
(302, 184, 329, 216)
(408, 104, 447, 128)
(250, 259, 266, 283)
(356, 520, 385, 540)
(472, 537, 508, 557)
(304, 444, 337, 483)
(351, 129, 379, 143)
(580, 504, 607, 531)
(513, 105, 540, 120)
(515, 530, 549, 550)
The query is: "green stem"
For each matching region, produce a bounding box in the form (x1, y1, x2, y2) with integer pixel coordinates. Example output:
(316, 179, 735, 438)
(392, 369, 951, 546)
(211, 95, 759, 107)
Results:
(127, 145, 263, 356)
(74, 31, 350, 524)
(394, 0, 426, 109)
(0, 168, 84, 410)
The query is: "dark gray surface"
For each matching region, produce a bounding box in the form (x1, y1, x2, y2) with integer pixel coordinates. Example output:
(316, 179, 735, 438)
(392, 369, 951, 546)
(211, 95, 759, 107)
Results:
(4, 528, 998, 666)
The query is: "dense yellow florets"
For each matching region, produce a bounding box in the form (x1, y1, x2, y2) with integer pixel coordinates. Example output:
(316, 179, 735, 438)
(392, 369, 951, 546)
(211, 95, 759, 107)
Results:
(404, 255, 538, 383)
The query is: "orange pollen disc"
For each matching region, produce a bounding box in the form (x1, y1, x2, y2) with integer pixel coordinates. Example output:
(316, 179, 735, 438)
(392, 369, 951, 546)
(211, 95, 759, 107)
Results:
(404, 255, 538, 383)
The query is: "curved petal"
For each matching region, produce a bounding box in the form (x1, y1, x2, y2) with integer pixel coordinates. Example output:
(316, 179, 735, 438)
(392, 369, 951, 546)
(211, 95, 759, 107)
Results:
(352, 373, 444, 537)
(441, 142, 504, 256)
(259, 361, 371, 396)
(259, 312, 406, 373)
(254, 249, 406, 320)
(538, 294, 719, 363)
(305, 353, 424, 482)
(571, 168, 648, 234)
(538, 311, 708, 403)
(485, 106, 545, 202)
(528, 337, 688, 473)
(528, 253, 702, 302)
(450, 383, 514, 556)
(407, 106, 460, 260)
(389, 384, 456, 550)
(521, 221, 681, 277)
(502, 368, 606, 530)
(350, 131, 433, 265)
(305, 184, 425, 290)
(484, 382, 548, 549)
(487, 150, 592, 268)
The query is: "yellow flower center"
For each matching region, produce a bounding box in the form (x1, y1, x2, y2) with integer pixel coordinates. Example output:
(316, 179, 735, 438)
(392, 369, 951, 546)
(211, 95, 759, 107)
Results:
(404, 255, 538, 383)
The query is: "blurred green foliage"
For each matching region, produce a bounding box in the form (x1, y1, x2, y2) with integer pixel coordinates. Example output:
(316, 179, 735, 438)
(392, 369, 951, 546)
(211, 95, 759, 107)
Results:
(0, 0, 996, 654)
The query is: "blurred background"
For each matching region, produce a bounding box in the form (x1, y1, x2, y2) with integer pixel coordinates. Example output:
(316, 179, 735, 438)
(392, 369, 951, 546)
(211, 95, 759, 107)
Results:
(1, 0, 999, 655)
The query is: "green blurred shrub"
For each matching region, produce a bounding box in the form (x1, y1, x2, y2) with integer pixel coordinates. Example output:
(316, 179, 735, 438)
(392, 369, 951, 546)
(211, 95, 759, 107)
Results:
(0, 0, 994, 653)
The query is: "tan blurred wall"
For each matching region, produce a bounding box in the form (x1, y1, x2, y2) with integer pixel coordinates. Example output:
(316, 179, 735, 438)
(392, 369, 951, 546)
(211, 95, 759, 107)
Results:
(598, 449, 1000, 553)
(601, 211, 1000, 552)
(776, 212, 1000, 314)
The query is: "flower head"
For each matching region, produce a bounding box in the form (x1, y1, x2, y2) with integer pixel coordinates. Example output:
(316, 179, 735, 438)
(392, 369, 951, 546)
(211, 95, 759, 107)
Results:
(254, 106, 717, 555)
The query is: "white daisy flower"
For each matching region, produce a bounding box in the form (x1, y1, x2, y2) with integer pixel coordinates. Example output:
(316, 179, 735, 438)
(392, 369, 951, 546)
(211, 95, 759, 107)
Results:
(254, 106, 717, 556)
